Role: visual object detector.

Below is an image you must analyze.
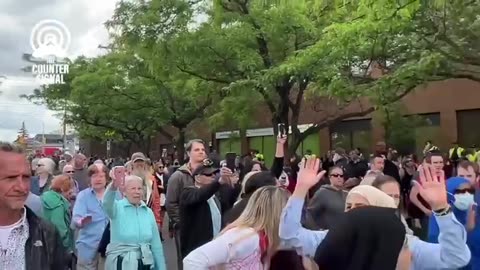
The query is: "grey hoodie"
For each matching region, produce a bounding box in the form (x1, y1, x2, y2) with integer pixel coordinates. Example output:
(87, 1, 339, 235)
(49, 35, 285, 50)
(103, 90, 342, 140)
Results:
(307, 185, 347, 230)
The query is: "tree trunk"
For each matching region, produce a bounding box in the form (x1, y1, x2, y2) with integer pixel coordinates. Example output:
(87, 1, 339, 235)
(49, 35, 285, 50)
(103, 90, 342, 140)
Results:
(145, 137, 152, 157)
(125, 142, 132, 157)
(176, 128, 186, 164)
(288, 133, 303, 159)
(135, 140, 147, 155)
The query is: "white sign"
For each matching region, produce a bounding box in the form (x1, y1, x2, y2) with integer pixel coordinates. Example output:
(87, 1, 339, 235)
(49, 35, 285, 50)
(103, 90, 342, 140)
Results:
(215, 130, 240, 139)
(30, 20, 71, 85)
(106, 140, 111, 151)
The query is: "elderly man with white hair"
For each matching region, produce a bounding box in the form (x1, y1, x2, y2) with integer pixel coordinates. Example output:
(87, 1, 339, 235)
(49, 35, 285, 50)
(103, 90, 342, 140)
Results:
(31, 157, 56, 195)
(129, 153, 162, 229)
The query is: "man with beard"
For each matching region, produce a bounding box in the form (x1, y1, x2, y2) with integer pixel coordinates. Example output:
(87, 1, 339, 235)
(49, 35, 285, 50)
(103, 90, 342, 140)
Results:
(130, 152, 162, 229)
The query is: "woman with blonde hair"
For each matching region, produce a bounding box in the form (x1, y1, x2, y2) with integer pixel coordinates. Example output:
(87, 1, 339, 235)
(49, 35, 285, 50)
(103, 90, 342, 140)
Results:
(183, 185, 290, 269)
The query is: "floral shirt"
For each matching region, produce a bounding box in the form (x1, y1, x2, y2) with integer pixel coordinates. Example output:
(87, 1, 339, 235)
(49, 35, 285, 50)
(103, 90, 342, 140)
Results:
(0, 209, 29, 270)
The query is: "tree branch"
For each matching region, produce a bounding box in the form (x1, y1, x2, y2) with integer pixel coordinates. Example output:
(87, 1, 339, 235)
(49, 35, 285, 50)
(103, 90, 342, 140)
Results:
(177, 65, 231, 84)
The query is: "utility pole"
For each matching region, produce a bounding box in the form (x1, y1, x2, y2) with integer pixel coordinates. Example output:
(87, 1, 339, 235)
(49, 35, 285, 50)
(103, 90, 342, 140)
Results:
(62, 99, 67, 152)
(42, 121, 45, 145)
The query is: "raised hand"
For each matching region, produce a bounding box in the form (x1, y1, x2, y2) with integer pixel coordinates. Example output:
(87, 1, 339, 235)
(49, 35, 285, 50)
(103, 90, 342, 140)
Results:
(219, 167, 233, 185)
(112, 166, 126, 188)
(277, 135, 287, 145)
(296, 156, 326, 190)
(413, 164, 448, 211)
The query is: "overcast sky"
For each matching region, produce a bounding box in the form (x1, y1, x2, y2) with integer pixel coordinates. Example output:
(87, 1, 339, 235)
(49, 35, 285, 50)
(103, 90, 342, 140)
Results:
(0, 0, 118, 141)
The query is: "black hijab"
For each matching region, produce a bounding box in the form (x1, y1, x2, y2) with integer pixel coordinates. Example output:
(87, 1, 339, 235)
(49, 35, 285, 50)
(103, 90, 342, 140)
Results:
(314, 207, 405, 270)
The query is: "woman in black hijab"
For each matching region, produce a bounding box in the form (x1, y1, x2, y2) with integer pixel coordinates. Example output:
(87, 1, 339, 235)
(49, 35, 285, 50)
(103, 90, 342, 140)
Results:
(314, 206, 406, 270)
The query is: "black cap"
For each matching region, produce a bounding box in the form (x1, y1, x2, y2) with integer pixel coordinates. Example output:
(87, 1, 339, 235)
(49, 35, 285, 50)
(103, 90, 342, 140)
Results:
(192, 159, 219, 176)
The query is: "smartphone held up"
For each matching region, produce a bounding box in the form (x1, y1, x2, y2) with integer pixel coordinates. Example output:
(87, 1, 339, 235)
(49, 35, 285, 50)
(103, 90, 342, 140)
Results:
(278, 123, 287, 137)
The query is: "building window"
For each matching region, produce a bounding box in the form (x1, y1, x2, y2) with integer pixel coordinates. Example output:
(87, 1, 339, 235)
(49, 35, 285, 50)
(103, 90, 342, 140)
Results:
(457, 109, 480, 148)
(330, 119, 372, 154)
(414, 113, 441, 156)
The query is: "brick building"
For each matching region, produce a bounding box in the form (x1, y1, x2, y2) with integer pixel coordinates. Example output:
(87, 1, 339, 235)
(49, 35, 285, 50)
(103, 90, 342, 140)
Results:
(81, 79, 480, 165)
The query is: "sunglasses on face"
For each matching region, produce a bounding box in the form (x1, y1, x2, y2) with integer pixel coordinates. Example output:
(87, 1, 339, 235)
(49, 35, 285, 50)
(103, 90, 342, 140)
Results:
(202, 173, 214, 177)
(455, 188, 476, 195)
(330, 174, 343, 178)
(65, 171, 75, 173)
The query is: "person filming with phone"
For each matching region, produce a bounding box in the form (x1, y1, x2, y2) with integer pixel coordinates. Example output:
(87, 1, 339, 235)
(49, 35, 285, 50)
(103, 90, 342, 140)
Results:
(103, 170, 166, 270)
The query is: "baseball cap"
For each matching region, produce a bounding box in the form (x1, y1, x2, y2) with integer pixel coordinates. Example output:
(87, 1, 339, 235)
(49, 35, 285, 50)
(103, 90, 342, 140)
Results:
(131, 152, 147, 163)
(192, 159, 219, 176)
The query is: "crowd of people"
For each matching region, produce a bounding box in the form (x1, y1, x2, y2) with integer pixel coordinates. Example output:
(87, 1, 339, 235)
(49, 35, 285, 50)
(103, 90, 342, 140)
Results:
(0, 136, 479, 269)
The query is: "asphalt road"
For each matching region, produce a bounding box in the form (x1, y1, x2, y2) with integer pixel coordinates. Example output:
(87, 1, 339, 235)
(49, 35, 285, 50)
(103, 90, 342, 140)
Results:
(161, 215, 179, 270)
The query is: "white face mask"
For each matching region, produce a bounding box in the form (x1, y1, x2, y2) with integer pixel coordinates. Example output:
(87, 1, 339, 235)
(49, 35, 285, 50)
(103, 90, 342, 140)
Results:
(453, 193, 475, 211)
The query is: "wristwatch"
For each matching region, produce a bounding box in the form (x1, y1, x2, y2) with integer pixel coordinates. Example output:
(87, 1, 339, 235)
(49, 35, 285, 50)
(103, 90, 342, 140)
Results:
(433, 206, 452, 216)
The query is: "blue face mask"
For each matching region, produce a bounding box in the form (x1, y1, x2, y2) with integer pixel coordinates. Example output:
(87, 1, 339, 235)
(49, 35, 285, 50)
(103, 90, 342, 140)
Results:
(453, 193, 475, 211)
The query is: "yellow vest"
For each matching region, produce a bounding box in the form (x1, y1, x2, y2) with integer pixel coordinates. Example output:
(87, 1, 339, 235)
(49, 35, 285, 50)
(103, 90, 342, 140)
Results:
(449, 147, 465, 159)
(467, 153, 476, 162)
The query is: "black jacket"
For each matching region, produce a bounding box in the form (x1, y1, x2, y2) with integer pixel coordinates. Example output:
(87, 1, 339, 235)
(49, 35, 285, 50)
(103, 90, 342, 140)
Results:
(344, 160, 369, 180)
(222, 196, 249, 228)
(383, 159, 401, 182)
(25, 207, 68, 270)
(179, 181, 228, 258)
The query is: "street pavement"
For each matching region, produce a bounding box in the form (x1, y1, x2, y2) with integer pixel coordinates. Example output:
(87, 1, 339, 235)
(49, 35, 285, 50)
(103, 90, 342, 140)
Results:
(161, 214, 178, 270)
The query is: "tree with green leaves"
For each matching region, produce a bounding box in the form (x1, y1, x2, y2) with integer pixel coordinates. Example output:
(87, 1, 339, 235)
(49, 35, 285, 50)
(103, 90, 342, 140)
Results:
(165, 0, 451, 156)
(104, 0, 225, 159)
(23, 53, 169, 154)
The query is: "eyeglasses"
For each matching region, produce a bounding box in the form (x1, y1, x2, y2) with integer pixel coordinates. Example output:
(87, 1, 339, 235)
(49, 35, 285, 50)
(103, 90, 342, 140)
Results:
(330, 174, 343, 178)
(202, 173, 214, 177)
(388, 194, 401, 199)
(65, 171, 75, 173)
(203, 159, 214, 167)
(158, 166, 164, 169)
(455, 188, 476, 195)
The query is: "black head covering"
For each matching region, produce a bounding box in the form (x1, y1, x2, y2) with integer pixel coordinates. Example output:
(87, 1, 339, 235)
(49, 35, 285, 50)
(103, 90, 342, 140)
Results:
(314, 206, 405, 270)
(243, 171, 276, 195)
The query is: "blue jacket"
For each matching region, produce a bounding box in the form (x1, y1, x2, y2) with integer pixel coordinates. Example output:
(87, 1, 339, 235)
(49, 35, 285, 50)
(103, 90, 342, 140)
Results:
(103, 185, 166, 270)
(428, 177, 480, 269)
